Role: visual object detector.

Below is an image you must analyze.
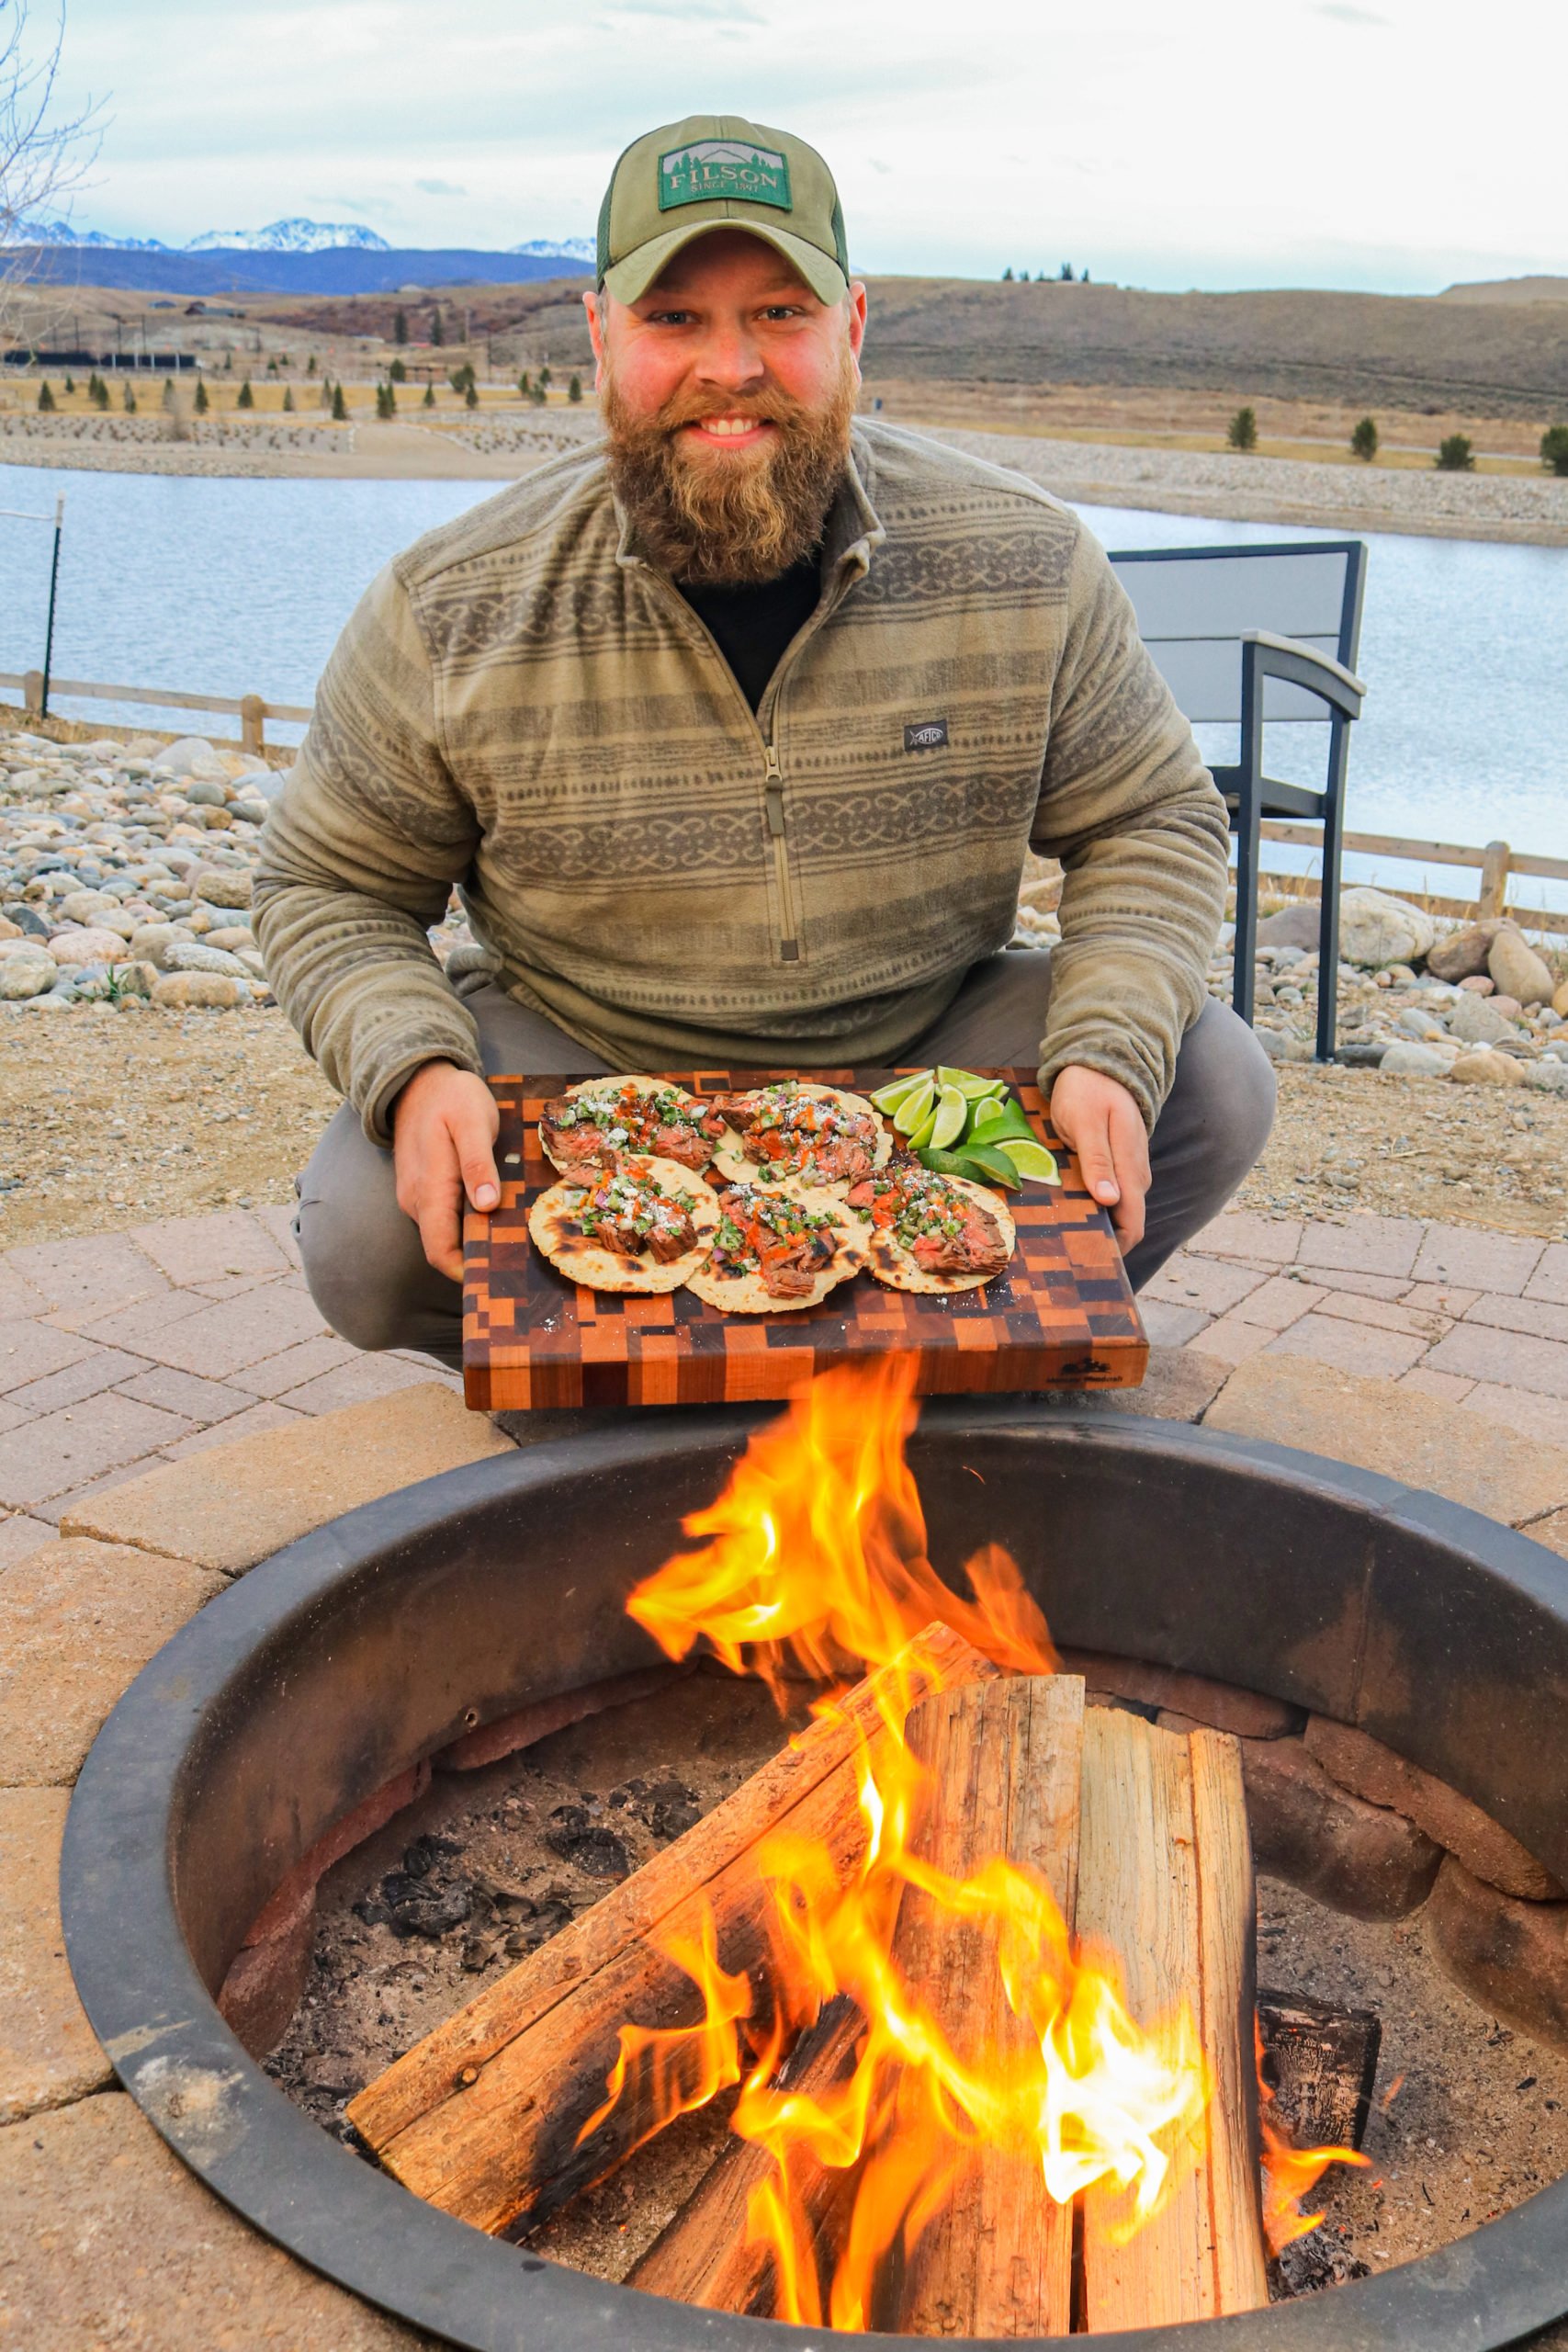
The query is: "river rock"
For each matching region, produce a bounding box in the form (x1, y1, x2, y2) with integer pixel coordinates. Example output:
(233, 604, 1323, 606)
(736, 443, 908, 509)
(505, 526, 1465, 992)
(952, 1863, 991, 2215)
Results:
(127, 922, 183, 969)
(183, 777, 228, 808)
(0, 913, 18, 940)
(1458, 974, 1495, 994)
(1526, 1060, 1568, 1095)
(163, 941, 250, 978)
(1379, 1041, 1451, 1077)
(1487, 924, 1556, 1006)
(48, 926, 128, 967)
(1450, 1049, 1526, 1086)
(1553, 980, 1568, 1019)
(1337, 888, 1437, 969)
(205, 925, 254, 953)
(192, 867, 252, 910)
(56, 890, 121, 928)
(1488, 993, 1524, 1020)
(151, 972, 248, 1010)
(6, 902, 52, 939)
(1257, 903, 1321, 952)
(1427, 920, 1503, 982)
(152, 736, 215, 777)
(1256, 1026, 1315, 1063)
(1449, 989, 1520, 1046)
(113, 960, 159, 999)
(0, 949, 58, 999)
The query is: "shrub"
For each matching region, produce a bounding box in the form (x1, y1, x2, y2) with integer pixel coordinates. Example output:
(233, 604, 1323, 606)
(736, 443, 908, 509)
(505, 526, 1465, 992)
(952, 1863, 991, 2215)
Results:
(320, 375, 333, 409)
(1001, 266, 1013, 281)
(464, 380, 479, 409)
(122, 379, 136, 413)
(193, 378, 209, 414)
(1436, 433, 1474, 471)
(37, 379, 54, 412)
(422, 380, 435, 407)
(161, 376, 175, 410)
(448, 362, 475, 394)
(332, 382, 348, 422)
(89, 371, 109, 410)
(430, 306, 444, 345)
(530, 379, 547, 406)
(236, 377, 254, 409)
(62, 373, 74, 393)
(538, 364, 551, 388)
(1540, 424, 1568, 477)
(518, 369, 531, 396)
(281, 385, 294, 412)
(1226, 405, 1258, 452)
(394, 307, 408, 345)
(568, 372, 582, 402)
(1350, 415, 1378, 461)
(375, 380, 395, 419)
(265, 356, 277, 374)
(389, 356, 406, 382)
(306, 354, 317, 375)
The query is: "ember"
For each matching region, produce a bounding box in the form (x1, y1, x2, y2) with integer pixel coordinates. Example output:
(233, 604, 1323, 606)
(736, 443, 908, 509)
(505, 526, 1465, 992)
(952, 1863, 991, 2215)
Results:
(601, 1358, 1359, 2327)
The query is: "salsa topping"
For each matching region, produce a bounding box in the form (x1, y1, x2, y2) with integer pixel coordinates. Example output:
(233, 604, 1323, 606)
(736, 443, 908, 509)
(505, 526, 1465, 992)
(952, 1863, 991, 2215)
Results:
(711, 1081, 880, 1185)
(708, 1182, 843, 1300)
(846, 1164, 1010, 1279)
(562, 1162, 701, 1263)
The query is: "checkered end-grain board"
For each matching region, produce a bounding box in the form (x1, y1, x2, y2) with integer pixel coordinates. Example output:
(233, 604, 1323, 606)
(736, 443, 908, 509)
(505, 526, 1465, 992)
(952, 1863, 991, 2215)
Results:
(462, 1070, 1147, 1409)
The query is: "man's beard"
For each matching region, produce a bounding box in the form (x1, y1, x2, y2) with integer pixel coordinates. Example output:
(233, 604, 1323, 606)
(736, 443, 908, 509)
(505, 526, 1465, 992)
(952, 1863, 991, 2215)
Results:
(602, 345, 858, 587)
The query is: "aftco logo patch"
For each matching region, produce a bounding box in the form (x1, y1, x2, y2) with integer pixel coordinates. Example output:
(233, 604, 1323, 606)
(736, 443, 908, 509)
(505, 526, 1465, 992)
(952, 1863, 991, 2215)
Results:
(903, 718, 950, 752)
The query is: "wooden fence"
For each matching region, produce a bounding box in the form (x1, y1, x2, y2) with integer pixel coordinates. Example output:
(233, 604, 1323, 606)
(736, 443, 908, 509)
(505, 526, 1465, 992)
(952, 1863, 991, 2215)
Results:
(3, 669, 1567, 938)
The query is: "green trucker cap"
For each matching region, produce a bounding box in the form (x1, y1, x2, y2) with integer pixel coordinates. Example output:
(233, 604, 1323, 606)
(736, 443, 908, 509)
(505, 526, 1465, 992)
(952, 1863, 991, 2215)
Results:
(596, 114, 850, 308)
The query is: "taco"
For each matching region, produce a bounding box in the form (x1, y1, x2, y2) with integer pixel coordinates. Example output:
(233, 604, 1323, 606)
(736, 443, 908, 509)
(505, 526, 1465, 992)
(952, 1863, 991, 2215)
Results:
(707, 1079, 892, 1191)
(846, 1161, 1016, 1294)
(538, 1077, 716, 1175)
(528, 1156, 720, 1294)
(686, 1181, 867, 1313)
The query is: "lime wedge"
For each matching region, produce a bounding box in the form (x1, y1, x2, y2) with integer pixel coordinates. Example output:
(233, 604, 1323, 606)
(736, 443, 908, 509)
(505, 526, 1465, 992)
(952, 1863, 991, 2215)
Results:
(997, 1138, 1061, 1185)
(937, 1066, 1009, 1100)
(970, 1100, 1039, 1145)
(908, 1102, 941, 1150)
(917, 1147, 1015, 1188)
(929, 1082, 967, 1151)
(957, 1142, 1024, 1188)
(969, 1095, 1008, 1134)
(871, 1071, 930, 1115)
(893, 1078, 937, 1136)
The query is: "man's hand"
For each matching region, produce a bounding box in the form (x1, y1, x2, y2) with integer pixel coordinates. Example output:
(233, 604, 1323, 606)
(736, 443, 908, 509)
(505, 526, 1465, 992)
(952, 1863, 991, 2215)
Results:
(1045, 1065, 1151, 1254)
(392, 1061, 501, 1280)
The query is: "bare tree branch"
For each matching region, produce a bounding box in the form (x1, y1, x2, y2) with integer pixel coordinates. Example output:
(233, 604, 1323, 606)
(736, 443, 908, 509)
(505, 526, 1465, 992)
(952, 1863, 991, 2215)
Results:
(1, 3, 107, 349)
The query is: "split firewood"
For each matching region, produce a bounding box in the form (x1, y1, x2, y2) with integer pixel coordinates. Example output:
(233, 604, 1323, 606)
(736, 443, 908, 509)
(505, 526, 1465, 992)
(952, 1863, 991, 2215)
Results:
(627, 1993, 865, 2313)
(1076, 1712, 1269, 2329)
(1258, 1990, 1381, 2154)
(347, 1623, 998, 2235)
(885, 1673, 1086, 2340)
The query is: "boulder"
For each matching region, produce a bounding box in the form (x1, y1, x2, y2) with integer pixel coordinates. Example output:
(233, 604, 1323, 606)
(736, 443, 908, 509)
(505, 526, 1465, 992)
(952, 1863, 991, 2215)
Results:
(1257, 902, 1322, 952)
(1487, 924, 1556, 1007)
(126, 922, 183, 970)
(0, 951, 57, 1001)
(164, 941, 249, 978)
(182, 777, 228, 808)
(1257, 1026, 1314, 1063)
(1303, 1717, 1562, 1899)
(192, 866, 252, 910)
(56, 890, 120, 928)
(1337, 888, 1436, 969)
(1059, 1651, 1303, 1738)
(44, 927, 125, 967)
(152, 735, 215, 776)
(1427, 920, 1503, 983)
(1379, 1041, 1451, 1077)
(150, 972, 248, 1010)
(1450, 1049, 1527, 1086)
(1426, 1859, 1568, 2052)
(1448, 989, 1521, 1046)
(1240, 1736, 1443, 1918)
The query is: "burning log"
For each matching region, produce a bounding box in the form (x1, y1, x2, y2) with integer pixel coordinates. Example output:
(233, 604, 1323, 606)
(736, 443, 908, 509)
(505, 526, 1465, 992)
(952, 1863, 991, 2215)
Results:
(1076, 1711, 1270, 2327)
(884, 1673, 1086, 2338)
(347, 1623, 998, 2235)
(627, 1992, 865, 2312)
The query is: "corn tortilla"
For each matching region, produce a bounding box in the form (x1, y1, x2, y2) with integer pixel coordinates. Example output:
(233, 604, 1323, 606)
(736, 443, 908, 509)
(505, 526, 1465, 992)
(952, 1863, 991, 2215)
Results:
(860, 1172, 1017, 1295)
(528, 1155, 720, 1293)
(539, 1075, 713, 1175)
(710, 1080, 893, 1190)
(687, 1181, 867, 1314)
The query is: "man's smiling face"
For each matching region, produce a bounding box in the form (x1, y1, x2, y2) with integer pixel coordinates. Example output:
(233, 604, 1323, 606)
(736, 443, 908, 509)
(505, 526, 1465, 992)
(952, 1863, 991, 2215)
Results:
(583, 229, 869, 585)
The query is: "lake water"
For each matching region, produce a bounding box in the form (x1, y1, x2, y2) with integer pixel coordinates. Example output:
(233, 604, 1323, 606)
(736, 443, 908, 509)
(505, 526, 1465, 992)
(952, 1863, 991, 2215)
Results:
(3, 461, 1565, 912)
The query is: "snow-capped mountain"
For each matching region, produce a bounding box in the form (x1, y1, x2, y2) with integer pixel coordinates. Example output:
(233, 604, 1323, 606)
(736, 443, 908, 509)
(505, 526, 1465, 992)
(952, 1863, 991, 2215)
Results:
(20, 217, 171, 249)
(186, 219, 390, 254)
(510, 236, 596, 263)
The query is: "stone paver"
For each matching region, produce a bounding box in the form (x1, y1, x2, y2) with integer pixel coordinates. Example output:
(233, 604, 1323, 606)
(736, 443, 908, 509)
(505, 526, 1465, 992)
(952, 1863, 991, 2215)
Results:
(1408, 1225, 1547, 1295)
(1400, 1366, 1477, 1406)
(1228, 1274, 1326, 1329)
(1203, 1353, 1568, 1524)
(1264, 1313, 1429, 1378)
(1463, 1292, 1568, 1345)
(1311, 1291, 1450, 1341)
(1190, 1209, 1302, 1263)
(1143, 1253, 1268, 1316)
(114, 1363, 263, 1421)
(60, 1382, 514, 1574)
(0, 1394, 196, 1511)
(0, 1263, 46, 1320)
(1123, 1298, 1207, 1348)
(276, 1353, 438, 1414)
(5, 1345, 151, 1416)
(130, 1207, 293, 1288)
(0, 1317, 94, 1394)
(1424, 1322, 1568, 1401)
(0, 1788, 112, 2121)
(159, 1400, 309, 1459)
(0, 1538, 223, 1785)
(103, 1284, 327, 1380)
(1525, 1243, 1568, 1306)
(1295, 1213, 1426, 1279)
(4, 1231, 170, 1318)
(0, 1514, 51, 1571)
(227, 1332, 362, 1397)
(1461, 1384, 1568, 1450)
(0, 2094, 431, 2348)
(1302, 1265, 1413, 1302)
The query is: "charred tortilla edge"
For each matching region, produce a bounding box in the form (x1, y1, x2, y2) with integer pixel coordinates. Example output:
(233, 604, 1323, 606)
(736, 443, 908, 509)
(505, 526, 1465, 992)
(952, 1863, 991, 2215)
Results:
(860, 1173, 1017, 1294)
(528, 1155, 720, 1294)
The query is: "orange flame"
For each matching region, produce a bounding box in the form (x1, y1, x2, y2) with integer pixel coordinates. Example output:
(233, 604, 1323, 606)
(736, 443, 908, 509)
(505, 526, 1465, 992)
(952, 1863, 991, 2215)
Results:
(1255, 2017, 1371, 2253)
(602, 1358, 1352, 2317)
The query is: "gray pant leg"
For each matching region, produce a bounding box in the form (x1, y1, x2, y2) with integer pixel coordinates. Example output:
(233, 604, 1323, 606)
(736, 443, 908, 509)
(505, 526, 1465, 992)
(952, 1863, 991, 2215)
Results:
(910, 951, 1276, 1289)
(294, 987, 610, 1369)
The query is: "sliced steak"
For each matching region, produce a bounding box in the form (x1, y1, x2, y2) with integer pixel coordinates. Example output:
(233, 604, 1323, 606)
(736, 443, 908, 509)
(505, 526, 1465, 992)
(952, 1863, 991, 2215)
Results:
(649, 1122, 712, 1170)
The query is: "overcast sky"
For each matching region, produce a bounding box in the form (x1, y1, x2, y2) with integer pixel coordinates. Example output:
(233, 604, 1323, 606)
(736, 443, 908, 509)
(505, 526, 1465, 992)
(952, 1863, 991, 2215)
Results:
(41, 0, 1568, 292)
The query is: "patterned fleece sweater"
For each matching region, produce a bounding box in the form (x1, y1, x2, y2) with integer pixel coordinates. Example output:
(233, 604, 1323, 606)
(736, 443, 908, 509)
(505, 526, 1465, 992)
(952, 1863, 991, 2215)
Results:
(254, 420, 1230, 1143)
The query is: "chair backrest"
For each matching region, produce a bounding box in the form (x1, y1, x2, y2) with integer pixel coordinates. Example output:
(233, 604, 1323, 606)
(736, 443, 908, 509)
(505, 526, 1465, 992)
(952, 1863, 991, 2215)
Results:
(1108, 540, 1367, 724)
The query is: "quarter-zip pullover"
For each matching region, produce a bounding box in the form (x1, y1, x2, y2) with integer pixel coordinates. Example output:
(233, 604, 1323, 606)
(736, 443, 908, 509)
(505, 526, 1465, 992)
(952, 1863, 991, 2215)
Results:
(254, 421, 1231, 1144)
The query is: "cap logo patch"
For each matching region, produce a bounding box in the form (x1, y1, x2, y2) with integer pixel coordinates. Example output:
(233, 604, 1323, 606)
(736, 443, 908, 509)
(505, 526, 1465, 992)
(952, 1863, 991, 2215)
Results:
(659, 139, 793, 214)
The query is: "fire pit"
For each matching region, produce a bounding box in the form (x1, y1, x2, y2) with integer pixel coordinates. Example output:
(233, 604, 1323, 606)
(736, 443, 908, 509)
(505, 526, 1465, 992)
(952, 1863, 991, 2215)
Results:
(62, 1398, 1568, 2349)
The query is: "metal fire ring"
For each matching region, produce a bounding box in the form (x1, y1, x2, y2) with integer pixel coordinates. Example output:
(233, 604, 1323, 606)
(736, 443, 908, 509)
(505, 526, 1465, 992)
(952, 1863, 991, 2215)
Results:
(61, 1403, 1568, 2351)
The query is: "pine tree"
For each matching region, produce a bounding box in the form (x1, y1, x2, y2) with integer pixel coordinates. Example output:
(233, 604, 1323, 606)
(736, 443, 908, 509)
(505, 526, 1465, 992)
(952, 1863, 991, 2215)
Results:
(518, 369, 531, 396)
(162, 376, 175, 410)
(530, 379, 547, 406)
(394, 307, 409, 345)
(568, 372, 582, 402)
(389, 356, 406, 382)
(265, 356, 277, 374)
(1539, 424, 1568, 477)
(538, 364, 551, 389)
(282, 385, 295, 412)
(89, 371, 109, 410)
(194, 378, 209, 414)
(1436, 434, 1473, 471)
(1350, 415, 1379, 462)
(1001, 266, 1013, 281)
(332, 382, 348, 422)
(423, 379, 436, 407)
(321, 375, 333, 410)
(465, 380, 479, 409)
(237, 377, 254, 409)
(37, 379, 54, 412)
(306, 354, 318, 375)
(430, 306, 444, 345)
(62, 374, 74, 394)
(1226, 405, 1258, 452)
(123, 379, 137, 413)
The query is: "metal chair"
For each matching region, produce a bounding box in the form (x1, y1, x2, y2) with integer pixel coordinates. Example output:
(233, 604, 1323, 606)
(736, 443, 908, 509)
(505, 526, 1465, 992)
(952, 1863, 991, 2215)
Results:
(1108, 538, 1368, 1059)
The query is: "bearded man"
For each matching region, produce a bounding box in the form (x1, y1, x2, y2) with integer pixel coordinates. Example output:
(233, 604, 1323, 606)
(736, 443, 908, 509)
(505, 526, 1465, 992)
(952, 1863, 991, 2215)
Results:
(255, 114, 1273, 1371)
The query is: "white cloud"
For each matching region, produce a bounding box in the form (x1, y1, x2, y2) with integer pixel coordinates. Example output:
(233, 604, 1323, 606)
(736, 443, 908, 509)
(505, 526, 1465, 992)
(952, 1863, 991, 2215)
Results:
(414, 177, 468, 197)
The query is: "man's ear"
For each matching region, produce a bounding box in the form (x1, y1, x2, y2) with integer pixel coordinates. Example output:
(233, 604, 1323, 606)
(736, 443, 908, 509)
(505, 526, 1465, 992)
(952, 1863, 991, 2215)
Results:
(582, 288, 609, 387)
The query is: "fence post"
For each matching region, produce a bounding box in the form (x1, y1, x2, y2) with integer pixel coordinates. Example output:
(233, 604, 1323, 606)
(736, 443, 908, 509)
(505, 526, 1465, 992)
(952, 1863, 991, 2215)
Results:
(1478, 841, 1511, 921)
(240, 695, 265, 756)
(22, 669, 43, 718)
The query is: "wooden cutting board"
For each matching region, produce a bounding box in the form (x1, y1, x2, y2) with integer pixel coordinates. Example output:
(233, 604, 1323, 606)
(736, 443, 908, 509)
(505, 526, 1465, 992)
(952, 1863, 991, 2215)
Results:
(461, 1069, 1146, 1409)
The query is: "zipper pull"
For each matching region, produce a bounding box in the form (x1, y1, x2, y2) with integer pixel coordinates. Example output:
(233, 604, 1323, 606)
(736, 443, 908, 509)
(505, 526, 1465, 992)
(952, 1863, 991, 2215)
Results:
(763, 743, 785, 835)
